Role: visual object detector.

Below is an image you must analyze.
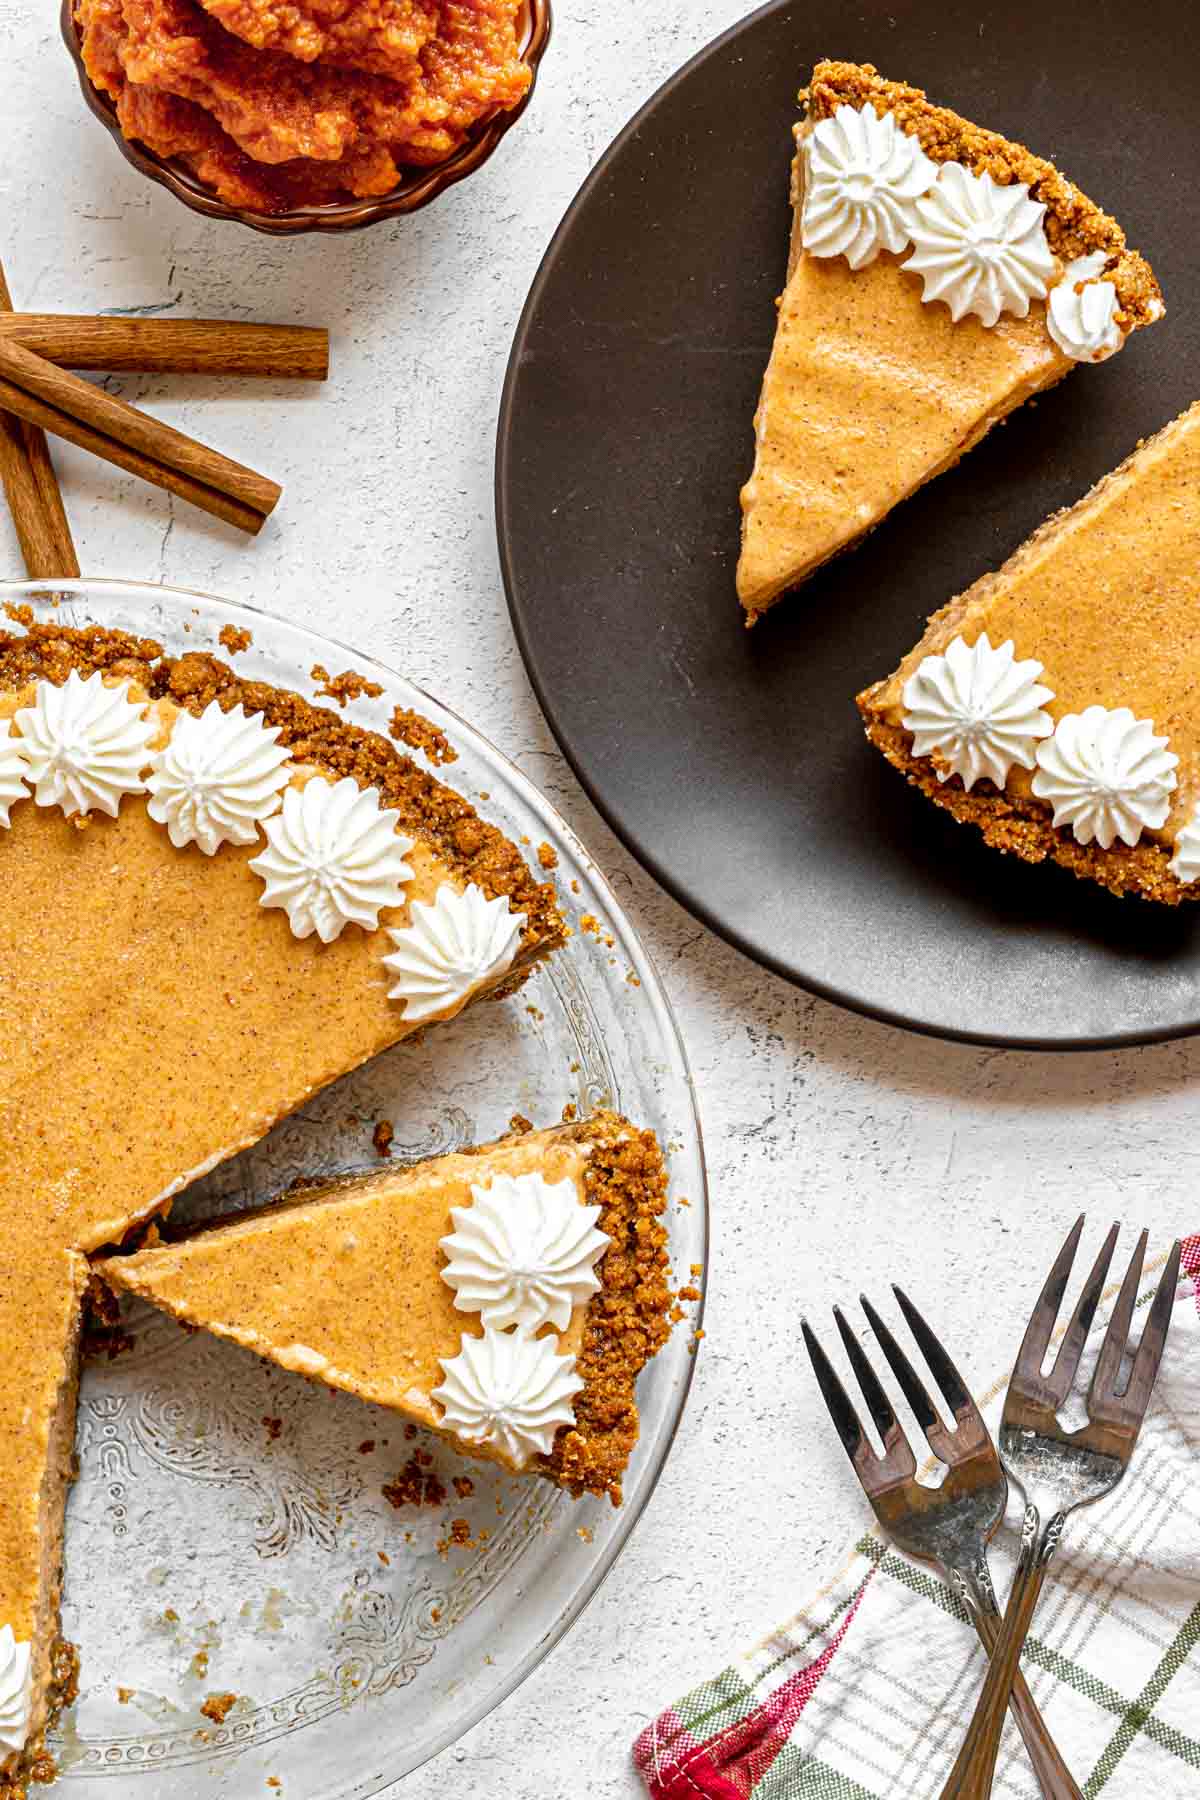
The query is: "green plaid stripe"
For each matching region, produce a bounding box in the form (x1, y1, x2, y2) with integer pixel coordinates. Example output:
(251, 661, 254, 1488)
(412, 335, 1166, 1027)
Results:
(759, 1743, 879, 1799)
(1085, 1602, 1200, 1794)
(669, 1661, 758, 1742)
(862, 1524, 1200, 1786)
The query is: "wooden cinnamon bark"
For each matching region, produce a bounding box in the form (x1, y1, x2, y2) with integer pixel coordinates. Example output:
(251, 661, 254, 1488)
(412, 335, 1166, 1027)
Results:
(0, 315, 328, 380)
(0, 263, 79, 579)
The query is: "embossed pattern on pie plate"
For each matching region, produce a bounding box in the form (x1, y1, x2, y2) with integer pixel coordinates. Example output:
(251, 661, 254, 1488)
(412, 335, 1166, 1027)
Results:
(1, 579, 707, 1797)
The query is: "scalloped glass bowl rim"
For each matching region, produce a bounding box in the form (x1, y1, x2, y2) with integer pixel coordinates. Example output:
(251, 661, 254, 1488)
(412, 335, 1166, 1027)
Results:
(59, 0, 552, 235)
(0, 573, 708, 1785)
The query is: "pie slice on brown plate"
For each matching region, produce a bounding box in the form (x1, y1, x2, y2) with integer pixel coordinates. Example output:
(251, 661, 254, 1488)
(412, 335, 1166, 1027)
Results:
(857, 400, 1200, 902)
(96, 1113, 672, 1505)
(0, 622, 564, 1782)
(736, 60, 1163, 623)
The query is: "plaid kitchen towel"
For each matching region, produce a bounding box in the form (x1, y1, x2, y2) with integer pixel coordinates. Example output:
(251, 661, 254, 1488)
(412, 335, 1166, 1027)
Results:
(635, 1238, 1200, 1800)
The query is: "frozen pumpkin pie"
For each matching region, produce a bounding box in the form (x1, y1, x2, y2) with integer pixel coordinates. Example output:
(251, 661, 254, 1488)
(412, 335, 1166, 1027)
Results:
(96, 1112, 672, 1503)
(0, 620, 565, 1782)
(736, 60, 1163, 622)
(858, 401, 1200, 901)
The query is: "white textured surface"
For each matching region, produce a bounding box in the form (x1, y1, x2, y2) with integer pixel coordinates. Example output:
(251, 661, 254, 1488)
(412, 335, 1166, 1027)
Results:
(0, 5, 1193, 1796)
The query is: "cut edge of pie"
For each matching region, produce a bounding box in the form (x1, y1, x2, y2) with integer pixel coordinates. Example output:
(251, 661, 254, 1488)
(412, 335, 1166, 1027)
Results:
(94, 1110, 674, 1505)
(735, 59, 1163, 622)
(0, 618, 569, 1786)
(856, 400, 1200, 903)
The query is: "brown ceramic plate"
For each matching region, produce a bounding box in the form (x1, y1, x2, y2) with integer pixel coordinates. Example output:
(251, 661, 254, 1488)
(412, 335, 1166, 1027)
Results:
(498, 0, 1200, 1050)
(61, 0, 551, 236)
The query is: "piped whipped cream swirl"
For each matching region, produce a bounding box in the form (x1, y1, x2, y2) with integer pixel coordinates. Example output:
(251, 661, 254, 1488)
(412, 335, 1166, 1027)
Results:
(1169, 808, 1200, 885)
(1047, 252, 1124, 362)
(903, 633, 1054, 790)
(431, 1327, 584, 1467)
(14, 671, 154, 818)
(902, 164, 1055, 326)
(1032, 705, 1178, 848)
(801, 101, 938, 269)
(801, 100, 1130, 356)
(440, 1172, 610, 1333)
(146, 701, 291, 855)
(0, 730, 30, 828)
(382, 882, 525, 1022)
(0, 1625, 32, 1755)
(249, 775, 414, 942)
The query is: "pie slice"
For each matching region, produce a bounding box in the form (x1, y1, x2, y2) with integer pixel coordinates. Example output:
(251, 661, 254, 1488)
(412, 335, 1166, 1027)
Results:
(96, 1112, 672, 1502)
(857, 400, 1200, 901)
(0, 621, 565, 1782)
(736, 60, 1163, 623)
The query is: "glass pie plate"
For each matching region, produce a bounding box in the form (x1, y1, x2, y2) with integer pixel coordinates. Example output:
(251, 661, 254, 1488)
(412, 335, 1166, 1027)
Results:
(1, 578, 707, 1796)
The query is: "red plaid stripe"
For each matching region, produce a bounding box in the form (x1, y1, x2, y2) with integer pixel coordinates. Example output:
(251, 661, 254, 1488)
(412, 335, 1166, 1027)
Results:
(634, 1575, 872, 1798)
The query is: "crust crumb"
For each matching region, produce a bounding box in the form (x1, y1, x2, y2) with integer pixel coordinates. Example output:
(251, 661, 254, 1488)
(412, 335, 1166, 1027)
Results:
(388, 705, 457, 765)
(382, 1452, 446, 1510)
(310, 663, 384, 706)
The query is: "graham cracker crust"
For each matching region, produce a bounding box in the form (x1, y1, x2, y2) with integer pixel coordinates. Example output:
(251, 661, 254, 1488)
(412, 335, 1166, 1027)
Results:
(804, 61, 1162, 330)
(0, 618, 566, 971)
(858, 710, 1192, 905)
(534, 1112, 672, 1506)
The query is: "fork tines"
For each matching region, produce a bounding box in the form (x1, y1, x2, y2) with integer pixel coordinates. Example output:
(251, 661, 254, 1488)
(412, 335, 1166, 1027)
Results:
(1011, 1217, 1183, 1436)
(803, 1288, 984, 1480)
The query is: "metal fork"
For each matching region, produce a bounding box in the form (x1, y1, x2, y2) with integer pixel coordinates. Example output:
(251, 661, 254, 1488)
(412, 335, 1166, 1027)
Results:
(803, 1291, 1082, 1800)
(938, 1220, 1183, 1800)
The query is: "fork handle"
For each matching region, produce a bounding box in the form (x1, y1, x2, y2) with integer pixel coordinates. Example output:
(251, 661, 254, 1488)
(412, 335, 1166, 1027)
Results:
(939, 1507, 1068, 1800)
(967, 1591, 1082, 1800)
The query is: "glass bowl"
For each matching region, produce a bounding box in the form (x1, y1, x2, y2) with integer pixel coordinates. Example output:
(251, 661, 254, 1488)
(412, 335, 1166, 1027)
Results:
(1, 577, 707, 1795)
(60, 0, 552, 236)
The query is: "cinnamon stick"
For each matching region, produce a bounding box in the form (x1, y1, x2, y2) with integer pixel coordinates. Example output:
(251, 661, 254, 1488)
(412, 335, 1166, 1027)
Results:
(0, 315, 328, 380)
(0, 264, 79, 579)
(0, 335, 280, 534)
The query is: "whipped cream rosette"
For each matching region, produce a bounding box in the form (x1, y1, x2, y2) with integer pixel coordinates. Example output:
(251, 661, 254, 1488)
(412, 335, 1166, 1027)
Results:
(249, 774, 415, 942)
(14, 671, 154, 818)
(0, 1627, 31, 1756)
(1170, 809, 1200, 885)
(440, 1171, 610, 1334)
(902, 634, 1055, 790)
(0, 730, 30, 828)
(801, 100, 938, 269)
(147, 700, 291, 855)
(1032, 706, 1178, 849)
(431, 1327, 584, 1467)
(382, 881, 525, 1021)
(901, 163, 1054, 326)
(1047, 252, 1125, 362)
